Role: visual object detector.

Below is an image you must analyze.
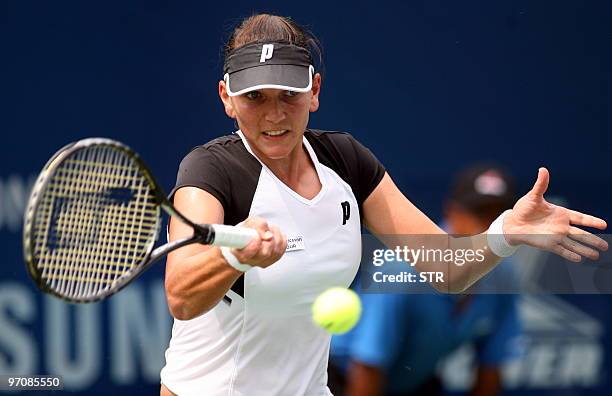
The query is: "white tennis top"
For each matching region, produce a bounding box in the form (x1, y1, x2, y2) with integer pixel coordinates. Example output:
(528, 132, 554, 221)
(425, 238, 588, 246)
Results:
(160, 129, 385, 395)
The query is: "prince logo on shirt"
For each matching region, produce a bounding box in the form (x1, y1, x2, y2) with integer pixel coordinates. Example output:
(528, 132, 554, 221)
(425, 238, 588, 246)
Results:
(341, 201, 350, 225)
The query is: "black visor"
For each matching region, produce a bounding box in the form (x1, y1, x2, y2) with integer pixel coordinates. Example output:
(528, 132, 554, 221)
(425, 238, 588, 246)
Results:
(223, 42, 314, 96)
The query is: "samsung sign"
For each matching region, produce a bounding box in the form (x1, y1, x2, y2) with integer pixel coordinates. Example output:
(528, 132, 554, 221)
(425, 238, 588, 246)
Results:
(0, 280, 172, 390)
(0, 175, 35, 233)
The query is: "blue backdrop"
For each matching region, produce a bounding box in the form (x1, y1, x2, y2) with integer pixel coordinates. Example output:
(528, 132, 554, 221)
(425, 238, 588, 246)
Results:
(1, 1, 610, 394)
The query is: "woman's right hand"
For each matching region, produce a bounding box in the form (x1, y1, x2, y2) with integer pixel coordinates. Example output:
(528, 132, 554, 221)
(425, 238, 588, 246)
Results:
(230, 217, 287, 268)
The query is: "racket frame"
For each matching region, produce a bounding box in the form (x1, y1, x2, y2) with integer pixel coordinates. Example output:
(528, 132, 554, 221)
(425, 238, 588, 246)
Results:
(23, 138, 215, 303)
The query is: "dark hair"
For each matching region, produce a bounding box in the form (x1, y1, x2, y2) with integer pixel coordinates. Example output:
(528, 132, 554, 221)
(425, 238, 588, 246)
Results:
(224, 14, 323, 74)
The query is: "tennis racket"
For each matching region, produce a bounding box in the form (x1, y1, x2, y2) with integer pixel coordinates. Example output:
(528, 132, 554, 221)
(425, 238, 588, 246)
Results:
(23, 138, 257, 303)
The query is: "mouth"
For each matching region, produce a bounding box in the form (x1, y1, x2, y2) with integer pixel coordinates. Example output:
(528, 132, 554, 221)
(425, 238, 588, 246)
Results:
(262, 129, 290, 138)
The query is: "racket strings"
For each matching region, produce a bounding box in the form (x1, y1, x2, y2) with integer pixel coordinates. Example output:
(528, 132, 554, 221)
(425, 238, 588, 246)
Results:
(31, 145, 160, 300)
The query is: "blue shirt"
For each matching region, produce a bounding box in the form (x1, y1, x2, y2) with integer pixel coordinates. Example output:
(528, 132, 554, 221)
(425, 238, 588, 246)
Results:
(330, 259, 522, 394)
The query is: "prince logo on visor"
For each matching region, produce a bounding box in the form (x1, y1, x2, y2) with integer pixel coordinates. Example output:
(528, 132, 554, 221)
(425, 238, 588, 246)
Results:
(224, 42, 315, 96)
(260, 44, 274, 62)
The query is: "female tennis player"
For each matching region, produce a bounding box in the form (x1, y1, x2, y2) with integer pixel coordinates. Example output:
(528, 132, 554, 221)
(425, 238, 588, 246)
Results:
(159, 14, 607, 396)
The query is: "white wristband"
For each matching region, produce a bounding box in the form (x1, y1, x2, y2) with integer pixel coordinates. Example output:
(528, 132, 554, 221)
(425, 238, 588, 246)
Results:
(220, 246, 252, 272)
(486, 210, 519, 257)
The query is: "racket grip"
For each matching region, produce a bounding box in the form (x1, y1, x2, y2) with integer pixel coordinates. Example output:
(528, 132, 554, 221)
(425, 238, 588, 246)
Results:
(210, 225, 258, 248)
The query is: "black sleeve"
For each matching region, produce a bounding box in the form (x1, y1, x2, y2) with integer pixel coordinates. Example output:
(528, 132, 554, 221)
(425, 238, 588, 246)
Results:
(170, 146, 231, 211)
(347, 135, 386, 204)
(306, 130, 386, 205)
(169, 135, 262, 227)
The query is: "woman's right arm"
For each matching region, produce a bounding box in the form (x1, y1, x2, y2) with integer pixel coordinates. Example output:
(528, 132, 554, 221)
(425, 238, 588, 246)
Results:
(164, 186, 286, 320)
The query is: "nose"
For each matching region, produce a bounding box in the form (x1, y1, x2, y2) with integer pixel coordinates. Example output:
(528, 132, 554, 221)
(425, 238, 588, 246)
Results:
(264, 98, 286, 124)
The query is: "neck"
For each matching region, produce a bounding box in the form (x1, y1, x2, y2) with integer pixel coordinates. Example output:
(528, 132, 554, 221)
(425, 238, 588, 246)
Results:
(257, 143, 311, 185)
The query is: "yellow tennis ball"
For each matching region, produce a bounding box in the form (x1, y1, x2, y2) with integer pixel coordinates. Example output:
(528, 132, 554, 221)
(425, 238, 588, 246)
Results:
(312, 287, 362, 334)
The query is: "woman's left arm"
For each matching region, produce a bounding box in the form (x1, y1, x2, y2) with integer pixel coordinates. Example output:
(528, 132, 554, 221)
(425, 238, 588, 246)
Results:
(363, 169, 608, 293)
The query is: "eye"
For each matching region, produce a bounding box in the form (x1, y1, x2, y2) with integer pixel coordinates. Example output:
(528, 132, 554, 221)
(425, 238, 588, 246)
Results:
(245, 91, 261, 100)
(284, 90, 299, 97)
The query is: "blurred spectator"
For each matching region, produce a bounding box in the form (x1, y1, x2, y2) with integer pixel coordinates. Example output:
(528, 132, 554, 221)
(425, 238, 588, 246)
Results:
(329, 164, 524, 396)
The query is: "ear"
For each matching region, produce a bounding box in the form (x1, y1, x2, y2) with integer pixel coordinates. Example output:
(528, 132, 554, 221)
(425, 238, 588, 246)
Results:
(309, 73, 322, 112)
(219, 80, 236, 118)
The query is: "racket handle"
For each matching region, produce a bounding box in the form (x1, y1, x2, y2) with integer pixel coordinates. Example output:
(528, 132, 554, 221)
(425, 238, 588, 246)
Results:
(210, 225, 258, 248)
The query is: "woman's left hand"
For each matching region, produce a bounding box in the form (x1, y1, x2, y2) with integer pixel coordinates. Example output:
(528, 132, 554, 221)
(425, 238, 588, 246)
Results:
(503, 167, 608, 262)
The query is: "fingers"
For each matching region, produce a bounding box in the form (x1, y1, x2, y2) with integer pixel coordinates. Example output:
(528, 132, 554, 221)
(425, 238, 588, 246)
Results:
(241, 216, 271, 239)
(269, 224, 287, 258)
(552, 244, 582, 263)
(544, 226, 608, 262)
(256, 225, 278, 253)
(568, 209, 607, 230)
(232, 217, 286, 268)
(530, 167, 550, 198)
(569, 226, 609, 251)
(254, 224, 286, 268)
(560, 237, 599, 261)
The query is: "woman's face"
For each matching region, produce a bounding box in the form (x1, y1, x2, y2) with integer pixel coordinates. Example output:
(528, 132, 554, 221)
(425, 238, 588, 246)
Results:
(219, 73, 321, 160)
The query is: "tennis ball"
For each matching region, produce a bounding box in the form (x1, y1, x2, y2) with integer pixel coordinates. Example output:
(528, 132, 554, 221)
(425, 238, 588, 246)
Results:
(312, 287, 362, 334)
